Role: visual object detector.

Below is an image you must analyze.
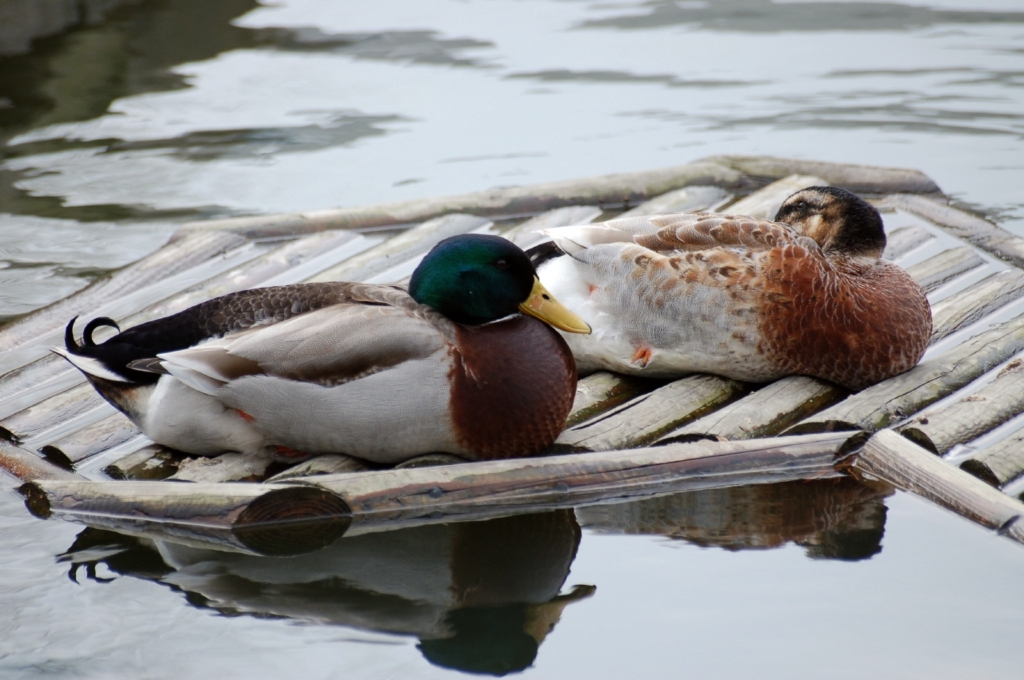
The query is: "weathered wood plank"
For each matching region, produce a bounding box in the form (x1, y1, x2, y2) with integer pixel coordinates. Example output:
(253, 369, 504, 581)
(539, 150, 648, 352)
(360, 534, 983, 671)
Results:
(266, 454, 371, 482)
(552, 375, 747, 452)
(789, 312, 1024, 433)
(616, 185, 731, 218)
(169, 450, 278, 484)
(707, 156, 941, 195)
(0, 384, 112, 446)
(723, 174, 826, 219)
(565, 372, 661, 429)
(660, 376, 847, 443)
(0, 356, 79, 421)
(307, 214, 491, 283)
(22, 433, 853, 552)
(897, 358, 1024, 455)
(905, 246, 985, 293)
(0, 231, 247, 352)
(38, 412, 140, 468)
(0, 439, 81, 482)
(930, 269, 1024, 343)
(506, 206, 604, 249)
(104, 445, 181, 481)
(178, 160, 752, 238)
(0, 240, 273, 375)
(960, 429, 1024, 488)
(879, 193, 1024, 270)
(883, 225, 934, 262)
(848, 430, 1024, 544)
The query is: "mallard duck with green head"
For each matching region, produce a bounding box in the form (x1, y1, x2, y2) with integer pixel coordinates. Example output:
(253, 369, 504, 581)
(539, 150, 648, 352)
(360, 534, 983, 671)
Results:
(55, 234, 591, 463)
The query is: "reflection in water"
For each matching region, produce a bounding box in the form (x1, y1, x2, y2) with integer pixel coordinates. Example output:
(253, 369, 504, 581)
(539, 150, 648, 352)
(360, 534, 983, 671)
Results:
(577, 478, 893, 561)
(58, 511, 591, 676)
(579, 0, 1024, 33)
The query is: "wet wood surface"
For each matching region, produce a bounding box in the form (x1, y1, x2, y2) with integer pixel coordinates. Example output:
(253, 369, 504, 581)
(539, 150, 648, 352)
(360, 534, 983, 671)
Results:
(960, 429, 1024, 488)
(897, 358, 1024, 455)
(791, 312, 1024, 433)
(849, 430, 1024, 544)
(879, 193, 1024, 269)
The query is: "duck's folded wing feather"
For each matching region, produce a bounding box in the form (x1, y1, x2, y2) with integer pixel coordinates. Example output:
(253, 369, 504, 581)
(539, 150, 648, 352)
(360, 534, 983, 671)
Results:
(629, 214, 801, 253)
(158, 303, 446, 396)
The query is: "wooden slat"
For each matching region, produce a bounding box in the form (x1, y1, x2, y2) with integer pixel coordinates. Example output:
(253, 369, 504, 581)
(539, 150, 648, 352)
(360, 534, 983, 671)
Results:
(879, 193, 1024, 270)
(0, 384, 111, 445)
(266, 455, 371, 482)
(905, 246, 984, 293)
(660, 376, 846, 443)
(723, 174, 826, 218)
(849, 430, 1024, 544)
(960, 429, 1024, 488)
(930, 269, 1024, 343)
(104, 445, 180, 481)
(38, 413, 140, 467)
(705, 155, 940, 195)
(0, 439, 81, 482)
(883, 225, 934, 262)
(506, 206, 604, 249)
(177, 160, 755, 239)
(897, 358, 1024, 455)
(307, 214, 491, 283)
(169, 451, 277, 483)
(790, 312, 1024, 433)
(565, 372, 660, 429)
(0, 231, 247, 352)
(552, 375, 746, 452)
(0, 239, 273, 375)
(616, 185, 730, 218)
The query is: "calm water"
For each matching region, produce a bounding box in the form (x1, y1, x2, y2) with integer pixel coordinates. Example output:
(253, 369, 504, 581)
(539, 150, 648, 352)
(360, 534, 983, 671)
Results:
(3, 1, 1024, 677)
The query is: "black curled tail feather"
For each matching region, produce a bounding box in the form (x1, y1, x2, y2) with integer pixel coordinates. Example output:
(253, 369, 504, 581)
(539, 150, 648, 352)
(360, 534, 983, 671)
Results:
(83, 317, 119, 346)
(525, 240, 563, 269)
(61, 316, 161, 385)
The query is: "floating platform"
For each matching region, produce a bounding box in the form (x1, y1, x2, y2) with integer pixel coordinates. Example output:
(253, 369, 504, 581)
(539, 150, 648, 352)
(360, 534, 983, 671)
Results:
(3, 155, 1024, 555)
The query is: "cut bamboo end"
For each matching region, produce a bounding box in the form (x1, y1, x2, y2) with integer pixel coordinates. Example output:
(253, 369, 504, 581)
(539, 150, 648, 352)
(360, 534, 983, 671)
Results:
(232, 486, 352, 556)
(848, 430, 1024, 544)
(896, 357, 1024, 456)
(959, 429, 1024, 488)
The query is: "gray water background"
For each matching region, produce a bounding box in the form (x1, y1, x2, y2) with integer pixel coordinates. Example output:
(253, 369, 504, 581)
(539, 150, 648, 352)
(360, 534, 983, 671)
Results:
(2, 1, 1024, 678)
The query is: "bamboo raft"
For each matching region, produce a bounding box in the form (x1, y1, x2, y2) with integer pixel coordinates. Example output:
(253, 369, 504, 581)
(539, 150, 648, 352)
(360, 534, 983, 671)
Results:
(3, 154, 1024, 556)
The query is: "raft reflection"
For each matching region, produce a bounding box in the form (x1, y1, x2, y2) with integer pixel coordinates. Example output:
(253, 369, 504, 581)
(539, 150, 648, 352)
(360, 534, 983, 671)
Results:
(577, 478, 894, 561)
(59, 510, 591, 676)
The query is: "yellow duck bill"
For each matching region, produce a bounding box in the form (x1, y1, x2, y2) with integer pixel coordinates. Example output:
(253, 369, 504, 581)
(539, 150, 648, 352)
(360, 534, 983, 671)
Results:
(519, 278, 591, 334)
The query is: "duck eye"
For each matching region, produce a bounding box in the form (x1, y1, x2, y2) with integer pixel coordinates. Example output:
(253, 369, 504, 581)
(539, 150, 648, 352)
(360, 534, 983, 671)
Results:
(494, 258, 509, 270)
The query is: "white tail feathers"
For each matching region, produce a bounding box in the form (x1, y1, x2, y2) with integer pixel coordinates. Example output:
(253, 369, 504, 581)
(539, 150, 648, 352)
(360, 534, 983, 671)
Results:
(51, 346, 133, 383)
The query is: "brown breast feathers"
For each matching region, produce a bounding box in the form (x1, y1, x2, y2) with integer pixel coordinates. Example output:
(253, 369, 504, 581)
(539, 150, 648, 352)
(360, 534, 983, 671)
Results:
(448, 315, 577, 459)
(757, 245, 932, 390)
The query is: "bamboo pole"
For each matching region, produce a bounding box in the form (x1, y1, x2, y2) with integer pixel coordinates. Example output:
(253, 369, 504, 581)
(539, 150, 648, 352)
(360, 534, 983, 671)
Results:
(176, 160, 753, 238)
(703, 156, 940, 195)
(1, 384, 112, 446)
(0, 439, 81, 483)
(960, 429, 1024, 488)
(878, 193, 1024, 270)
(883, 225, 934, 262)
(565, 372, 661, 428)
(551, 375, 747, 452)
(104, 444, 180, 481)
(0, 240, 272, 375)
(266, 454, 371, 482)
(897, 358, 1024, 455)
(904, 246, 984, 293)
(930, 269, 1024, 343)
(38, 412, 140, 468)
(847, 430, 1024, 544)
(168, 450, 278, 483)
(0, 231, 247, 352)
(723, 174, 826, 218)
(306, 214, 490, 283)
(659, 376, 847, 443)
(790, 312, 1024, 433)
(615, 185, 730, 218)
(506, 205, 604, 248)
(23, 433, 853, 549)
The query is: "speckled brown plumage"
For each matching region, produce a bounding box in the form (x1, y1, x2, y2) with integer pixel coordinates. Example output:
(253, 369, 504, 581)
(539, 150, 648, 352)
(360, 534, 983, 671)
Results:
(757, 247, 931, 390)
(539, 186, 933, 390)
(449, 316, 577, 459)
